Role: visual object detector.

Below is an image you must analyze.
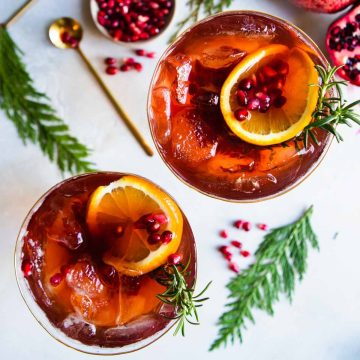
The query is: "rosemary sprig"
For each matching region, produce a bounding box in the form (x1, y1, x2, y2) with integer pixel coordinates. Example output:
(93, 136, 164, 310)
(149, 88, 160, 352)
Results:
(210, 206, 318, 351)
(169, 0, 235, 43)
(154, 259, 211, 336)
(303, 65, 360, 147)
(0, 27, 95, 174)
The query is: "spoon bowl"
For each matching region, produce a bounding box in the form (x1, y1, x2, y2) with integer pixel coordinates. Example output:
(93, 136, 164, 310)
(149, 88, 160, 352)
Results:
(49, 17, 83, 49)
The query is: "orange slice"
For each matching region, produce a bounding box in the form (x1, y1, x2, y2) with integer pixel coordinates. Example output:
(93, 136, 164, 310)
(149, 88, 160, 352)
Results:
(220, 44, 319, 146)
(86, 175, 183, 276)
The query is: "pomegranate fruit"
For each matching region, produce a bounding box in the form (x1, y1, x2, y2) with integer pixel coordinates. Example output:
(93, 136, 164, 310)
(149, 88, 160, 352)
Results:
(290, 0, 356, 13)
(326, 4, 360, 86)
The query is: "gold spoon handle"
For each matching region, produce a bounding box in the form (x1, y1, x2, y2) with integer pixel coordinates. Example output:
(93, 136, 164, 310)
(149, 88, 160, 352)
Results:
(76, 46, 154, 157)
(3, 0, 35, 28)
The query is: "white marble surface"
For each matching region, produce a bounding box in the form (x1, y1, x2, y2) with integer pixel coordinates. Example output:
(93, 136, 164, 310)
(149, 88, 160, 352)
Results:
(1, 0, 360, 359)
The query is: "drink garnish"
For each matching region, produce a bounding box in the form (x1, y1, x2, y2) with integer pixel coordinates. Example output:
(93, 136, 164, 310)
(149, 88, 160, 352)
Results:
(302, 65, 360, 147)
(210, 206, 318, 350)
(153, 258, 211, 336)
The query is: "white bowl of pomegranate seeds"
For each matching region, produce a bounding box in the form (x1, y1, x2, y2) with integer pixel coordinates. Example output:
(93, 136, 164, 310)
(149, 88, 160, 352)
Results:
(91, 0, 175, 44)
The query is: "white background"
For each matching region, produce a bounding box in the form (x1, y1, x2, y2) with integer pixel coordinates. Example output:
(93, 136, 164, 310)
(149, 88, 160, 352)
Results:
(1, 0, 360, 359)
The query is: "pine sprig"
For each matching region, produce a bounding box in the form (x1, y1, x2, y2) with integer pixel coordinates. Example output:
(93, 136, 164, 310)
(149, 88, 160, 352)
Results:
(154, 259, 211, 336)
(0, 27, 95, 174)
(303, 65, 360, 147)
(210, 206, 318, 351)
(169, 0, 235, 43)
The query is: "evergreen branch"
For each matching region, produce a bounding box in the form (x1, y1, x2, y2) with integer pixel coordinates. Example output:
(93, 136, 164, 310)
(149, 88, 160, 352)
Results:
(210, 206, 318, 351)
(153, 259, 211, 336)
(169, 0, 235, 43)
(0, 27, 95, 174)
(302, 65, 360, 148)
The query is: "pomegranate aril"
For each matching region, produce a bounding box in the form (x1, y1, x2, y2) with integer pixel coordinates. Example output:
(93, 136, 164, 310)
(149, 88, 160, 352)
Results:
(229, 262, 239, 273)
(242, 221, 251, 232)
(219, 245, 231, 256)
(161, 230, 173, 244)
(235, 108, 250, 121)
(50, 273, 63, 287)
(255, 92, 270, 104)
(134, 62, 143, 72)
(146, 51, 156, 58)
(219, 230, 228, 238)
(236, 90, 248, 106)
(234, 220, 243, 229)
(106, 66, 118, 75)
(147, 221, 160, 233)
(225, 253, 233, 262)
(247, 97, 260, 111)
(240, 250, 250, 257)
(22, 261, 32, 278)
(262, 65, 277, 78)
(105, 57, 117, 65)
(148, 233, 161, 245)
(124, 57, 135, 65)
(239, 78, 253, 90)
(257, 223, 269, 231)
(120, 64, 131, 72)
(231, 240, 242, 249)
(274, 96, 287, 108)
(168, 253, 182, 265)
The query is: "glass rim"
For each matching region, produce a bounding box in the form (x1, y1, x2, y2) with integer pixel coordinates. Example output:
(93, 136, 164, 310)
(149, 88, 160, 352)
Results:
(14, 172, 197, 355)
(146, 10, 333, 203)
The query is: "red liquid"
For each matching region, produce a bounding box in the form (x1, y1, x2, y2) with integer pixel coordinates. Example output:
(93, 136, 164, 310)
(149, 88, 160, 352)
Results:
(148, 12, 330, 201)
(20, 173, 196, 348)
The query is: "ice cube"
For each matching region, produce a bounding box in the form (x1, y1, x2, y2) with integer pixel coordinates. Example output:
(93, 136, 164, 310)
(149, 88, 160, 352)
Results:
(171, 108, 218, 164)
(150, 86, 171, 145)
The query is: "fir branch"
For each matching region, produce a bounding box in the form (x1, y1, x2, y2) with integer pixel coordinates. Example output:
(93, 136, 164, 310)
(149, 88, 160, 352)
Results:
(210, 206, 318, 351)
(302, 65, 360, 147)
(153, 259, 211, 336)
(0, 27, 95, 174)
(169, 0, 235, 43)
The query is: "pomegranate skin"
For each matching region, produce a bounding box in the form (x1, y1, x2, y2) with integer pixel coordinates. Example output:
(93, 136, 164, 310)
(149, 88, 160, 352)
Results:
(290, 0, 356, 13)
(326, 4, 360, 86)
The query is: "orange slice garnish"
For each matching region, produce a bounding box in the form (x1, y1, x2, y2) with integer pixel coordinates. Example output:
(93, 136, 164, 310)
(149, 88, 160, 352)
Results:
(86, 175, 183, 276)
(220, 44, 318, 146)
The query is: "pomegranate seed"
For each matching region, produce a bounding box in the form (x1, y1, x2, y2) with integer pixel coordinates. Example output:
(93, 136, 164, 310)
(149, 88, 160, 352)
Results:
(255, 92, 270, 103)
(146, 51, 156, 58)
(242, 221, 251, 232)
(134, 62, 143, 72)
(106, 66, 118, 75)
(68, 37, 79, 48)
(161, 230, 173, 244)
(147, 221, 160, 233)
(274, 96, 287, 108)
(239, 78, 253, 90)
(229, 262, 239, 273)
(60, 264, 72, 275)
(153, 213, 168, 225)
(148, 233, 161, 245)
(22, 261, 32, 278)
(120, 64, 131, 72)
(219, 245, 231, 256)
(234, 220, 243, 229)
(257, 223, 268, 231)
(99, 264, 118, 287)
(247, 97, 260, 110)
(123, 57, 135, 65)
(236, 90, 248, 106)
(262, 65, 277, 78)
(225, 253, 233, 261)
(240, 250, 250, 257)
(61, 31, 71, 44)
(231, 240, 242, 249)
(105, 57, 117, 65)
(136, 49, 146, 56)
(235, 108, 250, 121)
(49, 273, 63, 287)
(219, 230, 228, 238)
(273, 60, 289, 75)
(168, 253, 182, 265)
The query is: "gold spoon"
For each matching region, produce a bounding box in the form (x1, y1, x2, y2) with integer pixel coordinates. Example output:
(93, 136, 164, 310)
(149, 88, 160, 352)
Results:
(49, 17, 153, 157)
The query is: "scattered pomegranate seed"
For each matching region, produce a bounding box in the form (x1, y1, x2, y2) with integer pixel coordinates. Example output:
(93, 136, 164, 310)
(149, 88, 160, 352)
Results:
(148, 233, 161, 245)
(225, 253, 233, 262)
(123, 57, 135, 65)
(219, 230, 228, 238)
(50, 273, 63, 287)
(134, 62, 143, 72)
(168, 253, 182, 265)
(146, 51, 156, 58)
(22, 261, 32, 278)
(161, 230, 173, 244)
(135, 49, 146, 56)
(242, 221, 251, 232)
(235, 108, 250, 121)
(231, 240, 242, 249)
(218, 245, 231, 256)
(229, 262, 240, 273)
(240, 250, 250, 257)
(120, 64, 131, 72)
(105, 57, 117, 65)
(257, 223, 268, 231)
(234, 220, 243, 229)
(106, 66, 118, 75)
